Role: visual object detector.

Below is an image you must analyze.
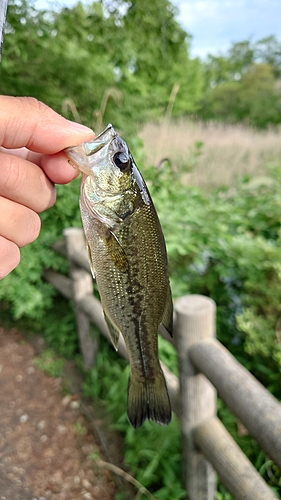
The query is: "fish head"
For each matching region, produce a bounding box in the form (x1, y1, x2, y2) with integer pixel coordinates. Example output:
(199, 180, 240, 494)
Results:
(65, 124, 147, 225)
(65, 124, 134, 197)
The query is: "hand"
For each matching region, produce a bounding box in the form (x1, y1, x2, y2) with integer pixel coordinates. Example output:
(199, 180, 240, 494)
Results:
(0, 96, 95, 279)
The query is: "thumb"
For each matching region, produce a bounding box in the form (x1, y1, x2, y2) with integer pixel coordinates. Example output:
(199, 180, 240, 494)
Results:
(0, 96, 95, 153)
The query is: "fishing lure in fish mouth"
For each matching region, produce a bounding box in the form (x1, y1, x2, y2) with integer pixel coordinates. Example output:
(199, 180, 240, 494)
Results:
(65, 124, 173, 428)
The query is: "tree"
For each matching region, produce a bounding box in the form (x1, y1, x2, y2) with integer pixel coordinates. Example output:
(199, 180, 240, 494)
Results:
(200, 80, 240, 122)
(238, 63, 281, 127)
(255, 36, 281, 78)
(0, 0, 203, 134)
(200, 37, 281, 127)
(228, 40, 255, 77)
(97, 0, 203, 117)
(1, 1, 116, 125)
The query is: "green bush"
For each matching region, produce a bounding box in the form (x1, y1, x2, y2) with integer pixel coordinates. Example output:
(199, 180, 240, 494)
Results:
(2, 142, 281, 497)
(33, 348, 64, 377)
(84, 159, 281, 498)
(147, 163, 281, 383)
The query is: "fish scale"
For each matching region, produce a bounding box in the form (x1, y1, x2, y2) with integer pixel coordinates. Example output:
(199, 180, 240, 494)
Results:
(66, 124, 173, 428)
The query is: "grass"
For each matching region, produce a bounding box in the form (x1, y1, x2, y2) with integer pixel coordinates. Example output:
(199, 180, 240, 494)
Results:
(139, 120, 281, 188)
(33, 349, 64, 378)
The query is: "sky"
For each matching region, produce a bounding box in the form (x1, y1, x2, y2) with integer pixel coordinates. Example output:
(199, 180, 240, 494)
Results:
(34, 0, 281, 59)
(173, 0, 281, 58)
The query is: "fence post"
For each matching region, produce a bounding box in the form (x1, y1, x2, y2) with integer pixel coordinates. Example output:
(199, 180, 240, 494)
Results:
(175, 294, 217, 500)
(64, 227, 97, 369)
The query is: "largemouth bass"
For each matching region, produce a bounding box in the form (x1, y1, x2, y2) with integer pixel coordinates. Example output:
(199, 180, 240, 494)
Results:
(66, 124, 173, 428)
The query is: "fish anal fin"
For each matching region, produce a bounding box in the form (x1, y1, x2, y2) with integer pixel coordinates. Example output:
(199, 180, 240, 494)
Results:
(104, 311, 120, 351)
(86, 240, 95, 279)
(127, 369, 171, 429)
(103, 229, 129, 273)
(161, 285, 173, 338)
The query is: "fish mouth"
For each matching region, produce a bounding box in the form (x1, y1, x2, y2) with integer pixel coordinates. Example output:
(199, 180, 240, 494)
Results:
(83, 124, 116, 157)
(65, 124, 117, 175)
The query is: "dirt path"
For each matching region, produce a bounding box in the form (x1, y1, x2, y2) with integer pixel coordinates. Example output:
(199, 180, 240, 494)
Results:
(0, 326, 117, 500)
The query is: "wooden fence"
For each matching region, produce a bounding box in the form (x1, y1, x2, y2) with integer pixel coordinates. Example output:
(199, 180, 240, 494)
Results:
(44, 227, 281, 500)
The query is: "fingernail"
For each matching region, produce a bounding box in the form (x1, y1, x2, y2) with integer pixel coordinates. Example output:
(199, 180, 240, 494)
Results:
(67, 120, 95, 134)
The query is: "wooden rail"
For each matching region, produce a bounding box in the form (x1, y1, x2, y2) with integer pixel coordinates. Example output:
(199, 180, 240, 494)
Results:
(44, 227, 281, 500)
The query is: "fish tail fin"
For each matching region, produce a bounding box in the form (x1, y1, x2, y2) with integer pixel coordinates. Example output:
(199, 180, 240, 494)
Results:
(127, 369, 171, 429)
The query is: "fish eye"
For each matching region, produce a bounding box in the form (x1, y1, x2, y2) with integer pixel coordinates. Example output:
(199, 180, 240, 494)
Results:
(113, 152, 131, 171)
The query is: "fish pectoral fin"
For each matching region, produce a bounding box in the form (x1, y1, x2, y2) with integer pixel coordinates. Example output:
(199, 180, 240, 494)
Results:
(86, 240, 95, 279)
(160, 286, 173, 338)
(104, 311, 120, 351)
(103, 229, 129, 273)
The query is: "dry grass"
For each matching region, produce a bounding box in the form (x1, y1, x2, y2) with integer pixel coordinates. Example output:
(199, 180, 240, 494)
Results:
(139, 120, 281, 188)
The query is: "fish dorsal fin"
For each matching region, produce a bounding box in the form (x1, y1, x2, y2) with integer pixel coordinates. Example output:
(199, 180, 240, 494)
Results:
(104, 311, 120, 351)
(103, 229, 129, 273)
(86, 240, 95, 279)
(161, 286, 173, 338)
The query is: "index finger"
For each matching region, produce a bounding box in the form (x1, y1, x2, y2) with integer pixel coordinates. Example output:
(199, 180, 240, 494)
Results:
(0, 96, 95, 154)
(0, 145, 80, 184)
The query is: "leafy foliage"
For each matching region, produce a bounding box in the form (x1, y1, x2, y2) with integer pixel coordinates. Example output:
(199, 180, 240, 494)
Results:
(1, 1, 281, 498)
(0, 178, 81, 319)
(149, 163, 281, 387)
(2, 131, 281, 497)
(200, 37, 281, 127)
(144, 162, 281, 495)
(1, 0, 201, 135)
(3, 1, 280, 131)
(33, 348, 64, 377)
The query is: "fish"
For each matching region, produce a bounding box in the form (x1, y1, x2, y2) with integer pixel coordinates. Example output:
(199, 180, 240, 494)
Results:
(65, 124, 173, 428)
